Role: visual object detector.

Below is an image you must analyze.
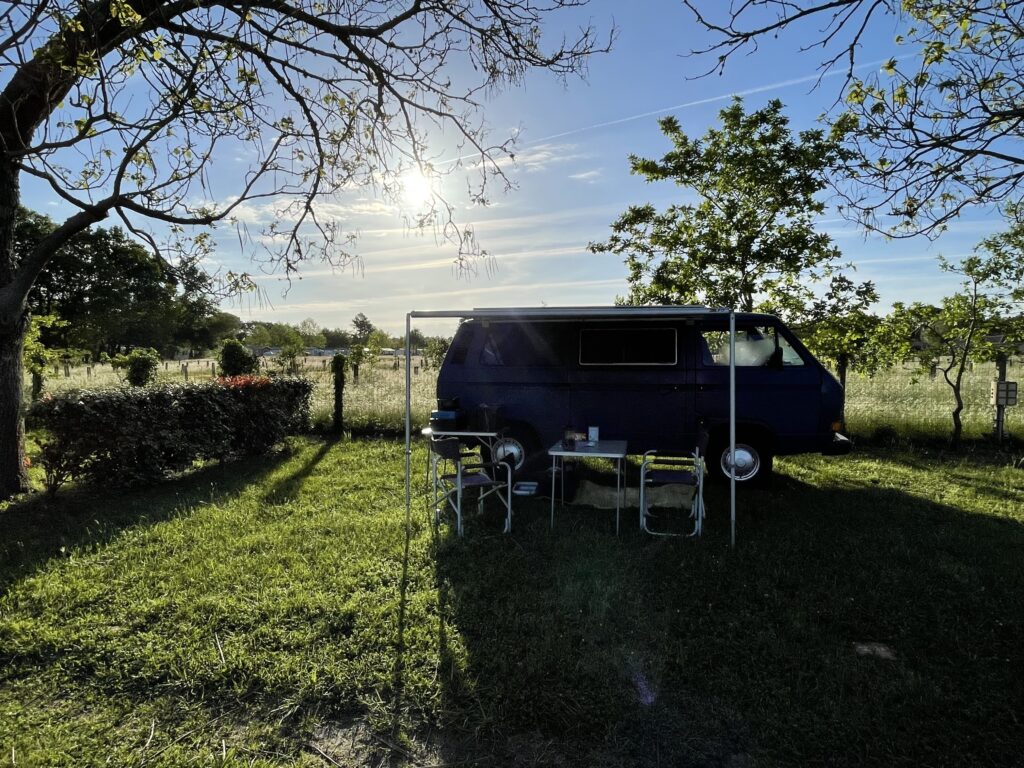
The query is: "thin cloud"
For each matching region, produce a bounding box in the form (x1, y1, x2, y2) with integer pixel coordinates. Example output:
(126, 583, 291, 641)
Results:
(569, 169, 602, 183)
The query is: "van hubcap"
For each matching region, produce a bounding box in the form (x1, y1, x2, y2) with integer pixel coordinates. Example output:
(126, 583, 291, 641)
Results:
(492, 437, 526, 470)
(720, 444, 760, 481)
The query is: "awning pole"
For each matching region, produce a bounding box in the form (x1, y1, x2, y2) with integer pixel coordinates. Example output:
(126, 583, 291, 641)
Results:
(404, 313, 413, 533)
(729, 310, 736, 549)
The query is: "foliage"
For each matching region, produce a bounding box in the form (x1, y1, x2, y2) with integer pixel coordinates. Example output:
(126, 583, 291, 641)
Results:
(27, 376, 312, 491)
(19, 208, 217, 356)
(243, 321, 304, 350)
(22, 315, 66, 399)
(351, 313, 376, 345)
(111, 347, 161, 387)
(0, 0, 608, 498)
(1, 438, 1022, 765)
(277, 336, 307, 374)
(875, 248, 1024, 446)
(424, 336, 451, 369)
(684, 0, 1024, 236)
(591, 99, 847, 311)
(323, 326, 353, 349)
(348, 344, 366, 380)
(218, 339, 258, 377)
(296, 318, 327, 349)
(797, 277, 883, 385)
(408, 327, 428, 350)
(367, 329, 391, 360)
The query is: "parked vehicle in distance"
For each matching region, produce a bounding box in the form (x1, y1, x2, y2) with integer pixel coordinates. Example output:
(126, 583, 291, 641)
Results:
(435, 306, 851, 484)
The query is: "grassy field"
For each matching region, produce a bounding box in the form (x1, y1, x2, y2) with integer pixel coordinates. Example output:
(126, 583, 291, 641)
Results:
(28, 355, 1024, 441)
(2, 436, 1022, 766)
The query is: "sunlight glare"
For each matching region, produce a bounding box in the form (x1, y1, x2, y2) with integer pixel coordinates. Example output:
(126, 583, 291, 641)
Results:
(399, 167, 437, 211)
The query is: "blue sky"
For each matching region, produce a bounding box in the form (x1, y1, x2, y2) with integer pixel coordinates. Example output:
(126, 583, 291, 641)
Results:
(23, 1, 1004, 337)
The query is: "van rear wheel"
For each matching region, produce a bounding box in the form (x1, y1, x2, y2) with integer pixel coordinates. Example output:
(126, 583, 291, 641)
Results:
(708, 438, 773, 485)
(484, 423, 541, 477)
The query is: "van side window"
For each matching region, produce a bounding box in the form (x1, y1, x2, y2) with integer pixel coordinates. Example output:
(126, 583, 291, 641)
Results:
(579, 328, 677, 366)
(481, 333, 504, 366)
(480, 323, 560, 366)
(700, 326, 806, 367)
(446, 325, 474, 365)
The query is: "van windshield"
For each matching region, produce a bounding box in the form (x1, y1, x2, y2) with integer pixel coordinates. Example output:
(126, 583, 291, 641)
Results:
(700, 326, 806, 367)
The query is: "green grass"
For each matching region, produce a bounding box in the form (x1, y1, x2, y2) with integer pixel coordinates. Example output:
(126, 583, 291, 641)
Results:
(2, 437, 1023, 766)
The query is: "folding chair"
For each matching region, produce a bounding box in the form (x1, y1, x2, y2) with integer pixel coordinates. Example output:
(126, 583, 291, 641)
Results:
(639, 429, 708, 537)
(429, 436, 513, 536)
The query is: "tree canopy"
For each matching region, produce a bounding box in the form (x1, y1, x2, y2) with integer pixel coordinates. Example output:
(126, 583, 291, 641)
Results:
(0, 0, 609, 496)
(683, 0, 1024, 236)
(17, 207, 237, 356)
(591, 98, 848, 312)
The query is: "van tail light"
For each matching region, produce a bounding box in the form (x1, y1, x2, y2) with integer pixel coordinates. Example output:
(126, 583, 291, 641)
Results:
(831, 421, 843, 432)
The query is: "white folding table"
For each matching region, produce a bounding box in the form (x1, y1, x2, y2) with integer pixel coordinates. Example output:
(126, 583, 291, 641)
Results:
(548, 439, 628, 535)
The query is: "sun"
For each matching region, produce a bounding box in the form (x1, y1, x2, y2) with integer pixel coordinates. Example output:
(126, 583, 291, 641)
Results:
(399, 167, 436, 211)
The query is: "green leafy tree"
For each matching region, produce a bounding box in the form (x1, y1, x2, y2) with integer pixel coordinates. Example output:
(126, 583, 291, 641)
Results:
(684, 0, 1024, 236)
(348, 345, 366, 383)
(799, 277, 884, 391)
(876, 249, 1023, 447)
(175, 303, 242, 358)
(0, 0, 606, 497)
(424, 337, 451, 369)
(218, 339, 258, 377)
(23, 315, 66, 400)
(112, 348, 161, 387)
(297, 318, 327, 349)
(591, 99, 847, 312)
(323, 327, 353, 350)
(408, 328, 428, 350)
(351, 313, 376, 346)
(20, 210, 181, 356)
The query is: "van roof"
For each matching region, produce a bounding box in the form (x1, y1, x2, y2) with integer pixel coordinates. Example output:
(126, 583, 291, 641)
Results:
(408, 306, 776, 322)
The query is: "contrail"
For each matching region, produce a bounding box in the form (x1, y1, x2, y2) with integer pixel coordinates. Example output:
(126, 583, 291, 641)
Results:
(525, 55, 912, 146)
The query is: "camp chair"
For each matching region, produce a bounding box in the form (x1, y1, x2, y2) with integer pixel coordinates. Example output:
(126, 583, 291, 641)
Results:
(639, 429, 708, 537)
(429, 436, 513, 536)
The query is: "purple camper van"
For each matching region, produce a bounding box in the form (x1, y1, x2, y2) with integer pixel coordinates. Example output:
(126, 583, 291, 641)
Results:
(435, 307, 851, 484)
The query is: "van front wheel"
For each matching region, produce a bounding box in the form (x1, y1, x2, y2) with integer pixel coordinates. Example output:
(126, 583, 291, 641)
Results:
(708, 439, 773, 485)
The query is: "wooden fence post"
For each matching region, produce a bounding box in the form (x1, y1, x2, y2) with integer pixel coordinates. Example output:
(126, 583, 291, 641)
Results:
(331, 353, 346, 436)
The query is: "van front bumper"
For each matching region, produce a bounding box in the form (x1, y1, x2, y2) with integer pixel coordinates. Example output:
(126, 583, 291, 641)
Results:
(822, 432, 853, 455)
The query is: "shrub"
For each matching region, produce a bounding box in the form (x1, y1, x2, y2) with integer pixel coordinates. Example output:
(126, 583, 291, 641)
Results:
(28, 375, 313, 491)
(219, 339, 259, 377)
(112, 348, 161, 386)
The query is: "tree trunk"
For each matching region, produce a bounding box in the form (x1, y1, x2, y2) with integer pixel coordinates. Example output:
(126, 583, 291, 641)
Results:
(945, 358, 967, 451)
(837, 354, 848, 429)
(0, 160, 28, 497)
(0, 318, 28, 496)
(951, 388, 964, 449)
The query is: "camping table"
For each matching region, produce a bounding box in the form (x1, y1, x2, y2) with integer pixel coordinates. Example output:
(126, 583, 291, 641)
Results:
(548, 439, 628, 535)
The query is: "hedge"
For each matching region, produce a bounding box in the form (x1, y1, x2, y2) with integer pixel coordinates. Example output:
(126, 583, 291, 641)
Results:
(28, 375, 313, 491)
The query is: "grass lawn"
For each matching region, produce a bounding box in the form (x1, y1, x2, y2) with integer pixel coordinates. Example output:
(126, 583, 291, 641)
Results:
(1, 437, 1022, 766)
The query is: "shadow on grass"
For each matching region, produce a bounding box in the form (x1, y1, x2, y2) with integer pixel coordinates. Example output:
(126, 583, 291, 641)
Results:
(0, 444, 315, 592)
(428, 471, 1024, 767)
(260, 437, 337, 505)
